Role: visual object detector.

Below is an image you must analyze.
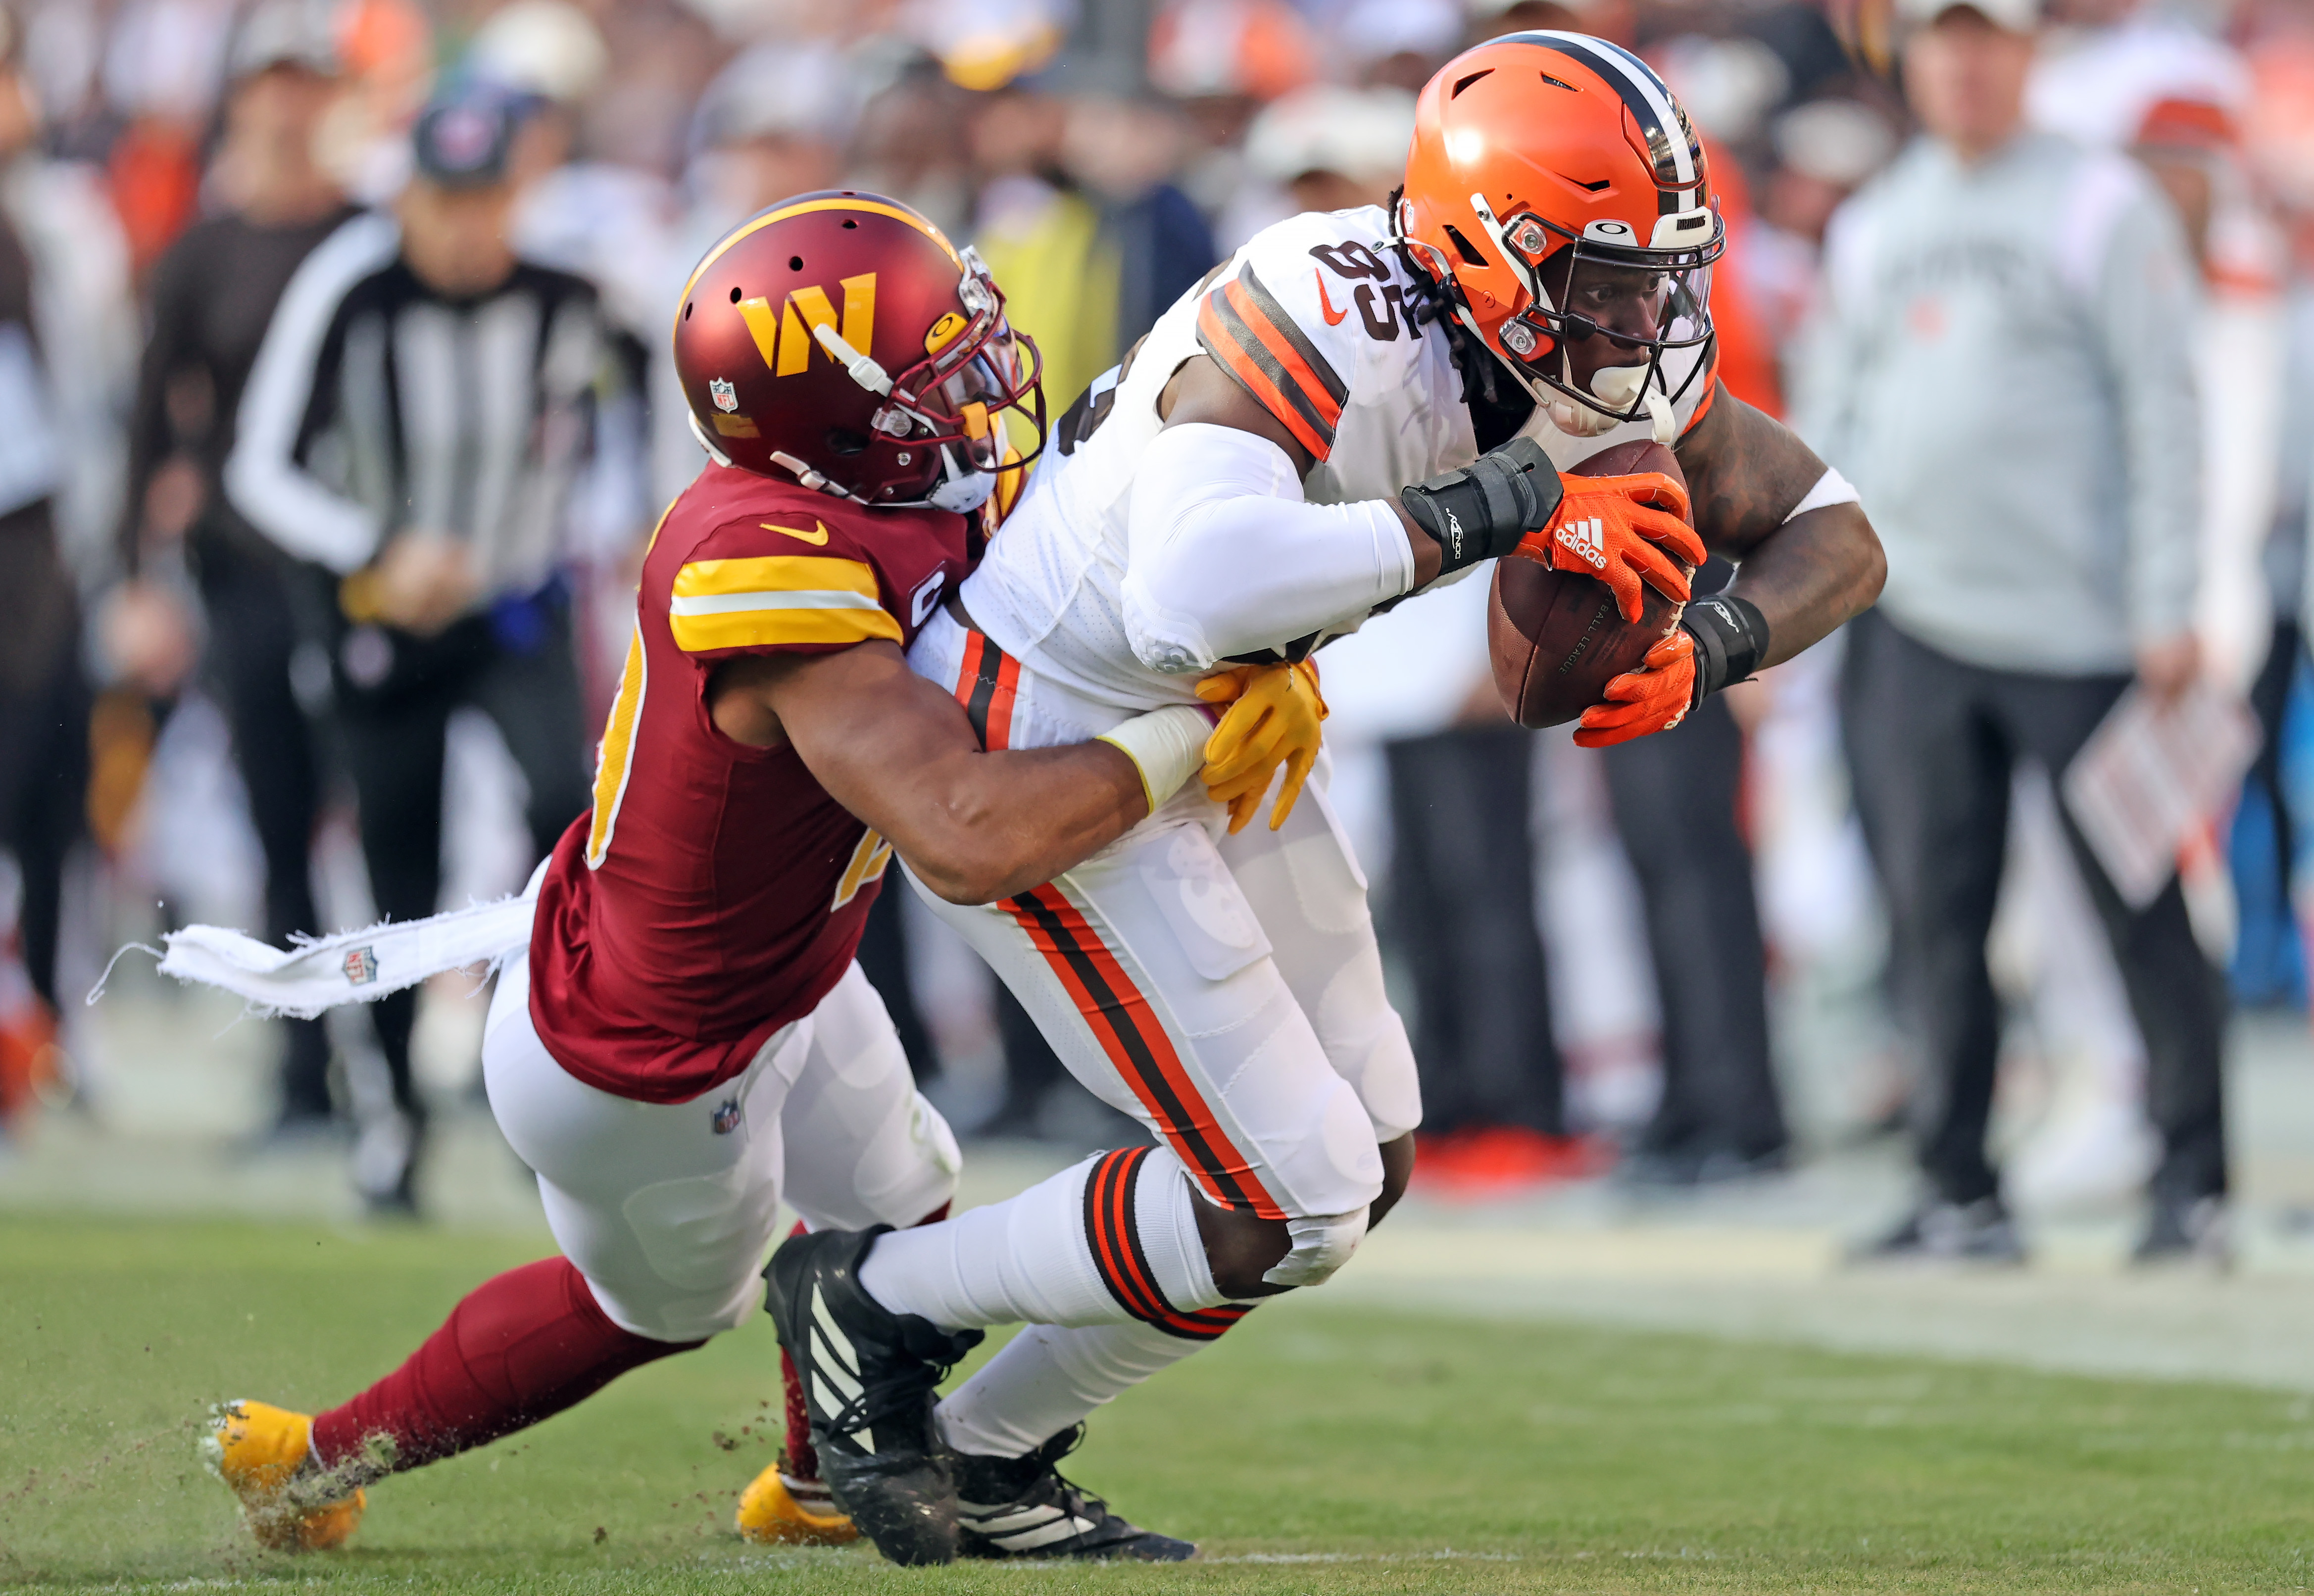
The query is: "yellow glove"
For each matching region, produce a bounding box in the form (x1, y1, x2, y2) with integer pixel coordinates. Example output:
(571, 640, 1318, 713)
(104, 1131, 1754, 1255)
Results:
(1193, 659, 1328, 834)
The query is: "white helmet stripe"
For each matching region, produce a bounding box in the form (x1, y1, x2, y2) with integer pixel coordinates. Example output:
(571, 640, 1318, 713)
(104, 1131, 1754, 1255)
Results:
(1520, 30, 1697, 190)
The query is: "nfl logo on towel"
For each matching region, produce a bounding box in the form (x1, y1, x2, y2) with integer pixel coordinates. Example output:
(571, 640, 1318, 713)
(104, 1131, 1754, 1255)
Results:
(711, 1098, 741, 1135)
(709, 377, 738, 413)
(342, 946, 379, 986)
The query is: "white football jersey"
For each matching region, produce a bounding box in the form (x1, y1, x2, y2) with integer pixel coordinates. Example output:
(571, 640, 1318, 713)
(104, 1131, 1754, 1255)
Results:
(959, 203, 1716, 714)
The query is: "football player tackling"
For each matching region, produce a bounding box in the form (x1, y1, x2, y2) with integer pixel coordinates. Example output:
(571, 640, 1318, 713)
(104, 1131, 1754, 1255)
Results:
(770, 30, 1885, 1565)
(198, 196, 1251, 1559)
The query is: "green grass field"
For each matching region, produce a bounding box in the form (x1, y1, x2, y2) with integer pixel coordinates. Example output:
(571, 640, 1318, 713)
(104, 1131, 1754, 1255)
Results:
(1, 1215, 2308, 1594)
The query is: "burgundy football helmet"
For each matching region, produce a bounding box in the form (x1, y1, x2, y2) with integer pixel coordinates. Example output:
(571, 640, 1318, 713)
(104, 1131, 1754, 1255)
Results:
(674, 191, 1045, 511)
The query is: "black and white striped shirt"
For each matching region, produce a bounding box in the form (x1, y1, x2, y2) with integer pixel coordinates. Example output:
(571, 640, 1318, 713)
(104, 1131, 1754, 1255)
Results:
(226, 211, 626, 602)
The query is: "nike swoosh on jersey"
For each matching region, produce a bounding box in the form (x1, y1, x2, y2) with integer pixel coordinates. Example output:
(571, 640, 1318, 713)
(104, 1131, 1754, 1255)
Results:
(763, 520, 831, 545)
(1313, 271, 1348, 326)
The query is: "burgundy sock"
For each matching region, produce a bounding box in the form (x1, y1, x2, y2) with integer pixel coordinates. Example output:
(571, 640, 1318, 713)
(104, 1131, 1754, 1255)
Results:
(311, 1256, 698, 1473)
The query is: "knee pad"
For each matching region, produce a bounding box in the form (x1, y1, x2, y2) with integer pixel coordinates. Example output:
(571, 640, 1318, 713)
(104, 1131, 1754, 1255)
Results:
(856, 1091, 961, 1226)
(1260, 1205, 1369, 1289)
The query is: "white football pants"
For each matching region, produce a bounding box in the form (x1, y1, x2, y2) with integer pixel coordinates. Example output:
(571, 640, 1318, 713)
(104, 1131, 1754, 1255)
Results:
(483, 953, 961, 1343)
(908, 608, 1423, 1226)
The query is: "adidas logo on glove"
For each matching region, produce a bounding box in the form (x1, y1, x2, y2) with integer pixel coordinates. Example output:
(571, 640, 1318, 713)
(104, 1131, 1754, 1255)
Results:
(1554, 517, 1607, 571)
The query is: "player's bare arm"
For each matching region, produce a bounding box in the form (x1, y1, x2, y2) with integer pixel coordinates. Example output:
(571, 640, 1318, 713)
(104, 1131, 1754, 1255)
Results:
(707, 640, 1156, 906)
(1674, 381, 1886, 668)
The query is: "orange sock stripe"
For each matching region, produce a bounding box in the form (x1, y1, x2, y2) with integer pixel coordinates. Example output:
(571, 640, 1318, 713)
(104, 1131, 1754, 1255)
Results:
(1083, 1149, 1171, 1325)
(1003, 885, 1282, 1218)
(1080, 1145, 1257, 1341)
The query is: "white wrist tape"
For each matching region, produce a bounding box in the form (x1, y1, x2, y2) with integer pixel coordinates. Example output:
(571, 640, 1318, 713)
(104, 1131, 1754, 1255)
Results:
(1784, 466, 1861, 522)
(1095, 704, 1217, 814)
(1260, 1206, 1369, 1288)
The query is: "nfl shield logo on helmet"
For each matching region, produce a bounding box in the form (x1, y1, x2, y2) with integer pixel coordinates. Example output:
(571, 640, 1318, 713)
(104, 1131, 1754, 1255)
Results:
(342, 946, 379, 986)
(709, 377, 738, 413)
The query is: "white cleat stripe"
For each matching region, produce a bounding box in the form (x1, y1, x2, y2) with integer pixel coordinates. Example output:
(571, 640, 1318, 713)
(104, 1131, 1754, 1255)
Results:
(961, 1504, 1064, 1534)
(810, 1284, 861, 1376)
(995, 1516, 1102, 1551)
(810, 1329, 863, 1403)
(812, 1371, 874, 1454)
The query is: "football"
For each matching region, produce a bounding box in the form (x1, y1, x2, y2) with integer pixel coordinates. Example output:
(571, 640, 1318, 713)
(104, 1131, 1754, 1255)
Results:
(1486, 437, 1694, 729)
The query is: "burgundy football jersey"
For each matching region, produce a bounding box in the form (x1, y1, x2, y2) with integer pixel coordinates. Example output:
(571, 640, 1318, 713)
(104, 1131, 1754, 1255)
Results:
(528, 463, 967, 1103)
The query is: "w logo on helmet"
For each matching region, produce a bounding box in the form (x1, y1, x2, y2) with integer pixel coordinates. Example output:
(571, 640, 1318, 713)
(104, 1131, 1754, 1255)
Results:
(735, 274, 877, 378)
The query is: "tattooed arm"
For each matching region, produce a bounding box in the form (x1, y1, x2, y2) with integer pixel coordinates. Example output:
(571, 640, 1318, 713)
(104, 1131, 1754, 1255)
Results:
(1675, 382, 1885, 668)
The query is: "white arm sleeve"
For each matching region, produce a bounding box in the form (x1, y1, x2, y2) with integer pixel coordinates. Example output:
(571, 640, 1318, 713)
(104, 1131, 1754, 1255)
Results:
(223, 213, 400, 575)
(1120, 422, 1416, 674)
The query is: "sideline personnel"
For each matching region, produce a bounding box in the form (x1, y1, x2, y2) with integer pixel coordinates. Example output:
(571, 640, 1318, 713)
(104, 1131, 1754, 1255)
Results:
(227, 87, 627, 1211)
(1804, 0, 2224, 1262)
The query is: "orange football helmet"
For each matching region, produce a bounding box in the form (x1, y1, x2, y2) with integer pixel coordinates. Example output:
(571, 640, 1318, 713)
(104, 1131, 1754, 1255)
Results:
(1398, 33, 1723, 435)
(674, 190, 1044, 511)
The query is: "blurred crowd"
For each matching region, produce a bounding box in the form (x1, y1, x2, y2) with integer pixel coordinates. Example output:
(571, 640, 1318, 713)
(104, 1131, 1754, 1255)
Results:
(0, 0, 2309, 1257)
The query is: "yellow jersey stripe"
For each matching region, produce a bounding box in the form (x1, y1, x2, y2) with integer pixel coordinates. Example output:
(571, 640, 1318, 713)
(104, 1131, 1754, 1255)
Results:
(673, 555, 878, 600)
(586, 623, 648, 868)
(670, 606, 901, 653)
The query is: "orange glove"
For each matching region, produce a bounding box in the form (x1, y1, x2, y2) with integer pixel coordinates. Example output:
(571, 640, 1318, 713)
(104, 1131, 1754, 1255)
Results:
(1573, 628, 1696, 749)
(1514, 472, 1705, 626)
(1194, 659, 1327, 833)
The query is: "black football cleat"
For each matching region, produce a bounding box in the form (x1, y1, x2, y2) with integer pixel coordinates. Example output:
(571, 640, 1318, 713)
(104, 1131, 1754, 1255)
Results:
(1849, 1197, 2025, 1265)
(954, 1425, 1197, 1562)
(763, 1226, 983, 1566)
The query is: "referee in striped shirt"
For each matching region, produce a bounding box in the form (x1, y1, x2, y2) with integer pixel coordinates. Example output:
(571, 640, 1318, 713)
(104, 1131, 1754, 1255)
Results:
(227, 87, 629, 1213)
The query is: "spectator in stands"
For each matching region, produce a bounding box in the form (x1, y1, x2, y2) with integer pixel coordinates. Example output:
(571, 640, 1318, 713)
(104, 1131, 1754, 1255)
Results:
(1802, 0, 2225, 1261)
(225, 87, 626, 1212)
(102, 2, 356, 1142)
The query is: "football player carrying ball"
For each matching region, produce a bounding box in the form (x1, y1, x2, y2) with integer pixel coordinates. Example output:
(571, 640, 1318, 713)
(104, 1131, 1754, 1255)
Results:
(772, 29, 1884, 1565)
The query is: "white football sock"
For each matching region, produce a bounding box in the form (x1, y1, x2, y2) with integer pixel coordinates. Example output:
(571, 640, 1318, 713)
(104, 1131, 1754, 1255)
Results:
(935, 1320, 1222, 1458)
(856, 1145, 1226, 1332)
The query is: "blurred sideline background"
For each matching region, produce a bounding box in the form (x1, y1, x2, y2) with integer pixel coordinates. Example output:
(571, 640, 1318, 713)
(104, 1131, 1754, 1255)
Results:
(1, 0, 2314, 1389)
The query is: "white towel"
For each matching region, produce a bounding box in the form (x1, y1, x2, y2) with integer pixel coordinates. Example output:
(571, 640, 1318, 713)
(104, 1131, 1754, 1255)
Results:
(144, 889, 540, 1020)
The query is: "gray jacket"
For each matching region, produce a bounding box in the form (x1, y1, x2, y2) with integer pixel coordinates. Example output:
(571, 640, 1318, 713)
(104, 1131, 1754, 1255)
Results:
(1794, 131, 2201, 675)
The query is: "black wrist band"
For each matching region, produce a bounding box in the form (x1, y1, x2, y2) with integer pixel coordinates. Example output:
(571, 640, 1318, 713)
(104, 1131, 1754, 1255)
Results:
(1679, 593, 1771, 706)
(1397, 435, 1565, 577)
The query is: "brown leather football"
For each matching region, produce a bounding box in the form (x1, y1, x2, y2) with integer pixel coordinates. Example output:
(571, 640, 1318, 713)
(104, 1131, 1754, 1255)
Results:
(1487, 438, 1693, 729)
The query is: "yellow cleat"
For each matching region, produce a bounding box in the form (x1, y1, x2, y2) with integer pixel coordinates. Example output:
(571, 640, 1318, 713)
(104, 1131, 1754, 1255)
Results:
(201, 1399, 365, 1551)
(736, 1462, 857, 1547)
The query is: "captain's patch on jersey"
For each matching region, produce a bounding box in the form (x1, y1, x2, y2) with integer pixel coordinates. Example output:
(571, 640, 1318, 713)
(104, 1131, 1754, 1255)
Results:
(667, 554, 901, 653)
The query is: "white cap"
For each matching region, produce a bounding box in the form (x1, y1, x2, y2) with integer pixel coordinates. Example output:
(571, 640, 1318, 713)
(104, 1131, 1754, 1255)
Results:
(1773, 98, 1898, 188)
(1895, 0, 2042, 34)
(1244, 84, 1416, 185)
(229, 0, 341, 81)
(468, 0, 610, 105)
(696, 42, 859, 147)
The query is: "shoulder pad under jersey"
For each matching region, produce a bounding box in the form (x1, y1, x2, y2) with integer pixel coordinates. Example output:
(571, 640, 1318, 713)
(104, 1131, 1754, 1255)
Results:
(663, 500, 901, 660)
(1193, 208, 1415, 465)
